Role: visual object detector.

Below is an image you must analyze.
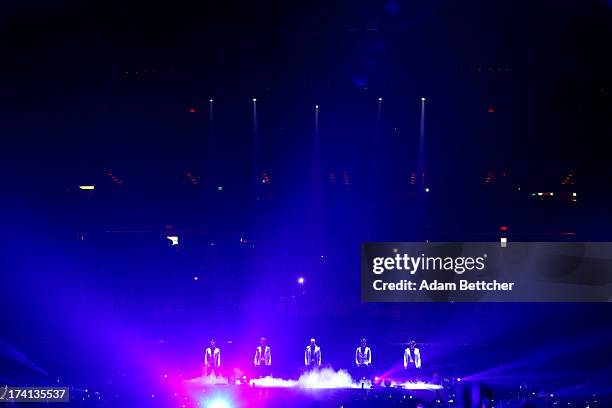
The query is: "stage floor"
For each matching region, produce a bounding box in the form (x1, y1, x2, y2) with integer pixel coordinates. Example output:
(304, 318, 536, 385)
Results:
(182, 383, 443, 408)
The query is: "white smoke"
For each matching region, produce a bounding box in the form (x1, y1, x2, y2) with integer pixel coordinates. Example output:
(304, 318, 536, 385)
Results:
(296, 368, 355, 389)
(249, 376, 297, 388)
(251, 368, 368, 389)
(186, 369, 442, 390)
(393, 380, 443, 390)
(185, 374, 230, 386)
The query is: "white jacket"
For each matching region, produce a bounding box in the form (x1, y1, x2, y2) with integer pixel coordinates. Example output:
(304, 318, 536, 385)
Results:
(205, 347, 221, 367)
(304, 345, 321, 367)
(403, 347, 421, 369)
(355, 346, 372, 366)
(254, 346, 272, 366)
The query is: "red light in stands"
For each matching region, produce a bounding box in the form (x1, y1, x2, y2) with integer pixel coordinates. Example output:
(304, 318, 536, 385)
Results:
(183, 170, 199, 185)
(106, 170, 124, 185)
(561, 170, 576, 185)
(500, 226, 508, 232)
(261, 171, 271, 184)
(342, 170, 351, 191)
(410, 172, 416, 185)
(488, 107, 495, 113)
(328, 171, 336, 185)
(483, 171, 496, 185)
(188, 107, 197, 113)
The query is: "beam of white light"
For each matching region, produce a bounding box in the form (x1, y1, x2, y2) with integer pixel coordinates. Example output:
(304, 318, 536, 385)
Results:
(207, 398, 231, 408)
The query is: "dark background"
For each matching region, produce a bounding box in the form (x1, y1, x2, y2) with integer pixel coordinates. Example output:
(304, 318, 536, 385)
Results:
(0, 0, 611, 402)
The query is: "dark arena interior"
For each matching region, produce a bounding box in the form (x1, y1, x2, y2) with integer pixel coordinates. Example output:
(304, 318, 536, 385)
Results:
(1, 0, 611, 407)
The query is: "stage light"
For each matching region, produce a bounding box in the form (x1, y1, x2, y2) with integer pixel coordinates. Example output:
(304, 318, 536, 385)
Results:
(78, 185, 95, 190)
(421, 97, 426, 101)
(378, 97, 383, 101)
(166, 236, 179, 246)
(456, 378, 461, 382)
(252, 98, 257, 102)
(194, 276, 198, 281)
(315, 104, 319, 109)
(209, 99, 213, 102)
(207, 398, 231, 408)
(217, 185, 223, 191)
(424, 187, 430, 192)
(298, 277, 305, 284)
(500, 237, 507, 247)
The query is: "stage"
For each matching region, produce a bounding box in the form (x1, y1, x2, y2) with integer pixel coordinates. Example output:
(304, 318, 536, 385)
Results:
(176, 370, 445, 407)
(179, 383, 443, 408)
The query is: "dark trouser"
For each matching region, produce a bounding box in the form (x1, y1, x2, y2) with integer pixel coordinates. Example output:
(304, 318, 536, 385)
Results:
(255, 364, 270, 378)
(404, 366, 420, 381)
(356, 364, 370, 381)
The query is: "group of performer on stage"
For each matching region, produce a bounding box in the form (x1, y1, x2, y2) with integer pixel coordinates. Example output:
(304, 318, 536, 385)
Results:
(204, 337, 422, 379)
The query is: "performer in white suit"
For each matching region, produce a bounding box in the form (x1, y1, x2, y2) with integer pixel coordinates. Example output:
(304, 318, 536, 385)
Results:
(304, 338, 321, 369)
(204, 339, 221, 376)
(355, 338, 372, 380)
(403, 340, 422, 371)
(253, 337, 272, 378)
